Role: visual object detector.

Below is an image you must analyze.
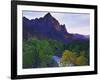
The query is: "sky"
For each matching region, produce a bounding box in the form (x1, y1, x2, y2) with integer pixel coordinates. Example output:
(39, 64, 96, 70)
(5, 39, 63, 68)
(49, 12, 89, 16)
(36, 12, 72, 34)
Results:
(23, 11, 90, 35)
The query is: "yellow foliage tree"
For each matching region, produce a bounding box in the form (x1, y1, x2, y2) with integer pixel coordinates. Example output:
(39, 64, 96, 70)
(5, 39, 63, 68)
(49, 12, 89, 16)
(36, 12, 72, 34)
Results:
(75, 55, 87, 66)
(60, 50, 77, 66)
(59, 50, 87, 67)
(74, 51, 87, 65)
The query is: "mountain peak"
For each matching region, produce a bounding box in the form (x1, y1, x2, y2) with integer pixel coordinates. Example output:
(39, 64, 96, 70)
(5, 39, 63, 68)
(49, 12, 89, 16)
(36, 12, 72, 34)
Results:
(44, 12, 52, 18)
(23, 16, 29, 20)
(23, 13, 89, 42)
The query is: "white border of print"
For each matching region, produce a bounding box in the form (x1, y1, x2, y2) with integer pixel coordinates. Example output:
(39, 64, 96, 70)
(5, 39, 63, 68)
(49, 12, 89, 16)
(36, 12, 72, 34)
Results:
(17, 5, 94, 75)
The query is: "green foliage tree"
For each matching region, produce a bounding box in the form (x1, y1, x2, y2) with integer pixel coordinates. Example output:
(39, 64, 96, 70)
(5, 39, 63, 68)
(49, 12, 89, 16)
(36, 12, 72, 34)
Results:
(23, 38, 55, 68)
(23, 41, 36, 68)
(23, 37, 89, 68)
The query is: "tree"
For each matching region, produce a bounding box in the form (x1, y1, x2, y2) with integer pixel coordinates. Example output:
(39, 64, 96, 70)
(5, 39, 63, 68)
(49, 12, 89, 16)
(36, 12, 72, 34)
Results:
(60, 50, 77, 67)
(75, 51, 87, 66)
(75, 55, 87, 66)
(23, 41, 36, 68)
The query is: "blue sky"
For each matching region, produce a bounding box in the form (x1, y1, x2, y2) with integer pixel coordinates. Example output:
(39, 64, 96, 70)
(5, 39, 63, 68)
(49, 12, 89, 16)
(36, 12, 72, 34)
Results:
(23, 11, 90, 35)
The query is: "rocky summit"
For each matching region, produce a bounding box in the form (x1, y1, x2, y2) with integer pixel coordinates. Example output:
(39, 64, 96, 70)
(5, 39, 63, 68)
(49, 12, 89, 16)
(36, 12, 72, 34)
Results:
(23, 12, 89, 42)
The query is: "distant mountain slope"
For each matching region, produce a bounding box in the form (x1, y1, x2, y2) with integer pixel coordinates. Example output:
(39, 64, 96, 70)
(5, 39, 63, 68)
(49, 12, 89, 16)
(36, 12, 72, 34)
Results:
(23, 12, 89, 42)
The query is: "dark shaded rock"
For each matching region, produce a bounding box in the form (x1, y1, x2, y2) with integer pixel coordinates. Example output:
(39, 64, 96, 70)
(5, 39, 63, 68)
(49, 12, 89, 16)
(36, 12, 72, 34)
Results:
(23, 13, 89, 42)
